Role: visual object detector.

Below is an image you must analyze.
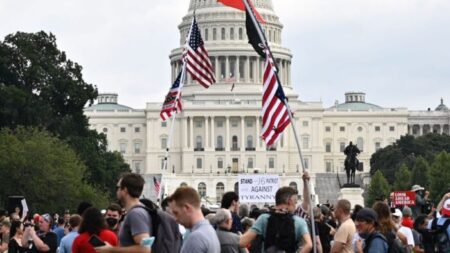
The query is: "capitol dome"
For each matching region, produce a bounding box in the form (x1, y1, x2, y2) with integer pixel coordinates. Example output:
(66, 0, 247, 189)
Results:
(170, 0, 294, 100)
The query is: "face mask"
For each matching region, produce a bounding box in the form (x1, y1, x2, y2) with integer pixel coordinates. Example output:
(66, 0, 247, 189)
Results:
(358, 232, 370, 239)
(106, 217, 119, 228)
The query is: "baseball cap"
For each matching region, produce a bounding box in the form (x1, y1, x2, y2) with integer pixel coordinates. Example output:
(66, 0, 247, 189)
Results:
(355, 208, 378, 224)
(442, 199, 450, 217)
(392, 208, 403, 218)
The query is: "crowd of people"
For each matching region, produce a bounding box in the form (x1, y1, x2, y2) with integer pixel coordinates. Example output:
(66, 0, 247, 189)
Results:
(0, 172, 449, 253)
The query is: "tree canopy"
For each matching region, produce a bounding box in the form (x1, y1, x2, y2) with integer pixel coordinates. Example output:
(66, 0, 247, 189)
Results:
(0, 31, 129, 202)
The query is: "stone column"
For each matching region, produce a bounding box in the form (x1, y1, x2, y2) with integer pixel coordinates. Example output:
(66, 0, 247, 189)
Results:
(256, 116, 260, 148)
(211, 117, 215, 149)
(189, 117, 194, 148)
(241, 117, 245, 150)
(226, 116, 230, 150)
(205, 116, 209, 148)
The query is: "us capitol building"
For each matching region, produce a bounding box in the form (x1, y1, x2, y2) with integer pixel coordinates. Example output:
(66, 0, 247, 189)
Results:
(84, 0, 450, 204)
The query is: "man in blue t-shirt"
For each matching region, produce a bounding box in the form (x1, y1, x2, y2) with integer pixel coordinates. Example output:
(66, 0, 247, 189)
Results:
(239, 186, 312, 253)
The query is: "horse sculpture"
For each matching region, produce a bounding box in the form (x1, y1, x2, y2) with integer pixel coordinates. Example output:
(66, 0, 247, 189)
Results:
(343, 142, 360, 185)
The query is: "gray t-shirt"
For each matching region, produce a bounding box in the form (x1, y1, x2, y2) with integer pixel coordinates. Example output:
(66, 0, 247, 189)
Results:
(181, 220, 220, 253)
(119, 205, 152, 246)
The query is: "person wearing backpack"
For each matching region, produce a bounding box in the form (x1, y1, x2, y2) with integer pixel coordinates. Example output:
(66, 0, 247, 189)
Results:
(354, 208, 388, 253)
(95, 173, 153, 253)
(427, 196, 450, 253)
(239, 186, 313, 253)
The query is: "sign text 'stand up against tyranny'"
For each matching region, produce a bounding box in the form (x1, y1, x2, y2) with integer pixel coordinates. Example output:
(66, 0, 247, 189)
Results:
(238, 174, 279, 203)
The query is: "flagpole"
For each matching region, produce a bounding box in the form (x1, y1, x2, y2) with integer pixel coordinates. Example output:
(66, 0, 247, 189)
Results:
(242, 1, 317, 252)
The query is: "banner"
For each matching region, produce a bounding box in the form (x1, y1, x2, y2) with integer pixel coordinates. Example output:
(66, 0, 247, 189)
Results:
(239, 174, 279, 203)
(392, 191, 416, 206)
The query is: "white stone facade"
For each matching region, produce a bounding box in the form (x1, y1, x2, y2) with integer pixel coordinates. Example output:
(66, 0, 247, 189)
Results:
(84, 0, 448, 204)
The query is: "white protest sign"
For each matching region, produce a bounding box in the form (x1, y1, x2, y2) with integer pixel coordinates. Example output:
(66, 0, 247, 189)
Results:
(238, 174, 279, 203)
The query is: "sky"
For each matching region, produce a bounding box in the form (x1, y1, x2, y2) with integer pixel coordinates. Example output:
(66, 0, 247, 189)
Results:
(1, 0, 449, 110)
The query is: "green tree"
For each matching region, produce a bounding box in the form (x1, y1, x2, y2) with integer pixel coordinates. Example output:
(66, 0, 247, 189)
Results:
(428, 151, 450, 202)
(0, 127, 108, 213)
(393, 164, 411, 191)
(410, 156, 429, 189)
(366, 170, 391, 207)
(0, 31, 129, 198)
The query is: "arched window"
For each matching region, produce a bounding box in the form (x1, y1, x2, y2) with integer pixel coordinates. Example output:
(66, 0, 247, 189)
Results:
(239, 28, 243, 40)
(213, 28, 217, 40)
(180, 182, 188, 187)
(216, 182, 225, 202)
(357, 137, 364, 151)
(247, 135, 253, 148)
(196, 136, 203, 149)
(217, 135, 223, 148)
(230, 27, 234, 40)
(289, 182, 298, 191)
(221, 28, 226, 40)
(232, 136, 238, 149)
(198, 182, 206, 197)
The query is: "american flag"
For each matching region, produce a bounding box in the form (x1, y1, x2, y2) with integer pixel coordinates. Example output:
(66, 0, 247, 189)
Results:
(160, 71, 183, 121)
(183, 17, 216, 88)
(261, 50, 291, 146)
(153, 177, 161, 196)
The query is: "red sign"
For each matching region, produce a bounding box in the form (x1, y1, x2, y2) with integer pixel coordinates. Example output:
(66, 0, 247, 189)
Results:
(392, 191, 416, 206)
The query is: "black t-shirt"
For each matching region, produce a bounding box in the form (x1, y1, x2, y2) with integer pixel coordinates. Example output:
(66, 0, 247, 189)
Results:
(31, 231, 57, 253)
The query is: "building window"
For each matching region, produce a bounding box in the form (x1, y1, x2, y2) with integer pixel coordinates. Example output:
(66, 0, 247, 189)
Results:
(134, 127, 140, 133)
(213, 28, 217, 40)
(302, 121, 309, 127)
(326, 161, 332, 172)
(247, 158, 254, 169)
(217, 120, 224, 127)
(103, 128, 108, 133)
(375, 126, 380, 132)
(134, 143, 141, 154)
(389, 126, 395, 132)
(221, 27, 226, 40)
(217, 136, 224, 149)
(269, 158, 275, 169)
(161, 121, 167, 127)
(198, 182, 206, 197)
(246, 120, 253, 127)
(204, 28, 209, 41)
(303, 158, 309, 169)
(232, 136, 239, 150)
(302, 136, 309, 149)
(357, 137, 364, 151)
(120, 127, 126, 133)
(230, 27, 234, 40)
(340, 142, 346, 152)
(325, 126, 331, 132)
(239, 27, 243, 40)
(161, 138, 167, 149)
(134, 161, 141, 174)
(216, 183, 224, 202)
(196, 158, 203, 169)
(339, 126, 345, 132)
(375, 142, 381, 151)
(217, 158, 224, 169)
(289, 182, 298, 191)
(120, 143, 126, 154)
(247, 135, 254, 148)
(325, 142, 331, 153)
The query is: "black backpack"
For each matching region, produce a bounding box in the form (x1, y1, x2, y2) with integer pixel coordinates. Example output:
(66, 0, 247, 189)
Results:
(132, 200, 182, 253)
(429, 218, 450, 253)
(264, 211, 296, 253)
(365, 231, 406, 253)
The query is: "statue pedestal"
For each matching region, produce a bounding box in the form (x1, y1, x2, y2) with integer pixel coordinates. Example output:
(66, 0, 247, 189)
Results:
(339, 187, 364, 207)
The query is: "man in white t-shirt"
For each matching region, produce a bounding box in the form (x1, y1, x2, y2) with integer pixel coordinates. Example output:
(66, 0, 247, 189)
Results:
(392, 208, 414, 251)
